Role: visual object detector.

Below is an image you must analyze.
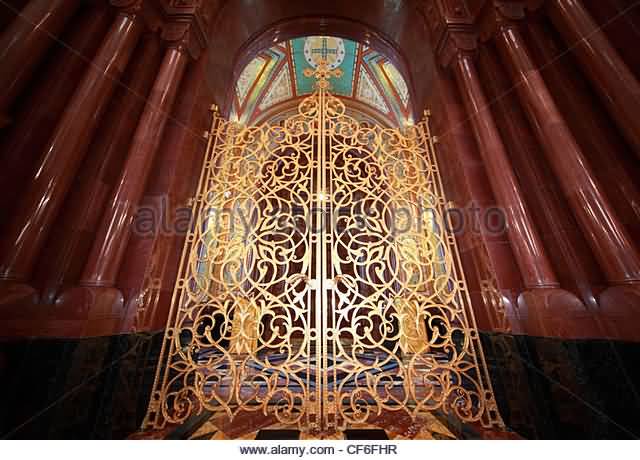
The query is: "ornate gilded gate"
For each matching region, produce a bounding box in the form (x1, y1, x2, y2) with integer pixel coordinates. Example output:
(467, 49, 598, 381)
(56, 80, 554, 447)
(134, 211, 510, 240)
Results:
(143, 62, 503, 435)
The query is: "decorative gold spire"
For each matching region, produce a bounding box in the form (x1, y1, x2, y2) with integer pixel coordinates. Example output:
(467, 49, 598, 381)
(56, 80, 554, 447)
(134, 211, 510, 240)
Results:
(303, 58, 343, 89)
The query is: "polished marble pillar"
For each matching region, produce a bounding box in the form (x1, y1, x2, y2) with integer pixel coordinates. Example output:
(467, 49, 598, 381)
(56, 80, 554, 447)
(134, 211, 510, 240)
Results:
(0, 0, 81, 127)
(0, 2, 113, 228)
(453, 52, 557, 289)
(452, 51, 590, 337)
(0, 11, 142, 284)
(53, 44, 189, 335)
(496, 21, 640, 339)
(526, 18, 640, 235)
(432, 64, 524, 334)
(476, 43, 604, 311)
(548, 0, 640, 157)
(496, 22, 640, 285)
(36, 34, 163, 304)
(118, 55, 213, 333)
(80, 45, 189, 288)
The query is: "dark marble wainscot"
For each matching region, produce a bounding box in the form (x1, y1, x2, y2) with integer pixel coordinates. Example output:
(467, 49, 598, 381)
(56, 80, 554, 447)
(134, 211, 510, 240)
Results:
(0, 331, 163, 439)
(481, 332, 640, 439)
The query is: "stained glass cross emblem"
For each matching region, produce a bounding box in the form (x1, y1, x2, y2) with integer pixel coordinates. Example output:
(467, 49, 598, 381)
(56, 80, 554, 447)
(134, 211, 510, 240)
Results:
(311, 37, 337, 61)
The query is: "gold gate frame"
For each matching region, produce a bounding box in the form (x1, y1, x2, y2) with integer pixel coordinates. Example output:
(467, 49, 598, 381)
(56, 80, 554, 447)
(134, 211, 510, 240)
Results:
(143, 61, 504, 435)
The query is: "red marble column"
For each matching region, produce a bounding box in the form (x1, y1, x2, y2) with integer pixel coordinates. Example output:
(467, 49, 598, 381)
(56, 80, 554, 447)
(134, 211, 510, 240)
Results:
(0, 0, 81, 127)
(453, 52, 557, 289)
(548, 0, 640, 157)
(80, 45, 190, 287)
(526, 18, 640, 237)
(0, 2, 113, 229)
(452, 51, 589, 337)
(54, 45, 189, 336)
(496, 22, 640, 339)
(0, 12, 142, 287)
(477, 43, 604, 299)
(432, 64, 524, 334)
(35, 34, 163, 305)
(117, 54, 212, 333)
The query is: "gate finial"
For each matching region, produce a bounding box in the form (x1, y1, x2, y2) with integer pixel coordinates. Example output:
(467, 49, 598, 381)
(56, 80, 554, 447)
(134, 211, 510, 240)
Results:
(303, 58, 343, 89)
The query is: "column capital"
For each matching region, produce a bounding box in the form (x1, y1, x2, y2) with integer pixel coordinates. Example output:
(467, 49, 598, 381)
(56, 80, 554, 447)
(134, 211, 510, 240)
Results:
(439, 29, 479, 69)
(476, 0, 529, 42)
(110, 0, 163, 33)
(158, 0, 219, 60)
(110, 0, 144, 13)
(422, 0, 479, 68)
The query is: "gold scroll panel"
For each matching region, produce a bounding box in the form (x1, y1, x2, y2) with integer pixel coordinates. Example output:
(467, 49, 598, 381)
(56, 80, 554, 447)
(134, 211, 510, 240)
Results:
(143, 65, 503, 435)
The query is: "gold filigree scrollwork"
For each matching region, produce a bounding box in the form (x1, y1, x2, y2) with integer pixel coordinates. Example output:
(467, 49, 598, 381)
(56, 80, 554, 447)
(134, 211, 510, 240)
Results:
(143, 60, 504, 435)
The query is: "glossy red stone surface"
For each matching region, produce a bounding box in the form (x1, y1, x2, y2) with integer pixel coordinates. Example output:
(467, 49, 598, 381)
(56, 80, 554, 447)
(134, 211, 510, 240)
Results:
(0, 0, 638, 342)
(497, 23, 640, 286)
(0, 12, 142, 282)
(35, 33, 163, 305)
(0, 0, 81, 125)
(549, 0, 640, 157)
(453, 52, 558, 289)
(0, 2, 113, 228)
(80, 46, 188, 288)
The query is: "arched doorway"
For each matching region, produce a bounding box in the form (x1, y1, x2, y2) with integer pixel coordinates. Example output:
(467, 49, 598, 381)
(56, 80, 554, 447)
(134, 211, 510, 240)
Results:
(143, 35, 501, 437)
